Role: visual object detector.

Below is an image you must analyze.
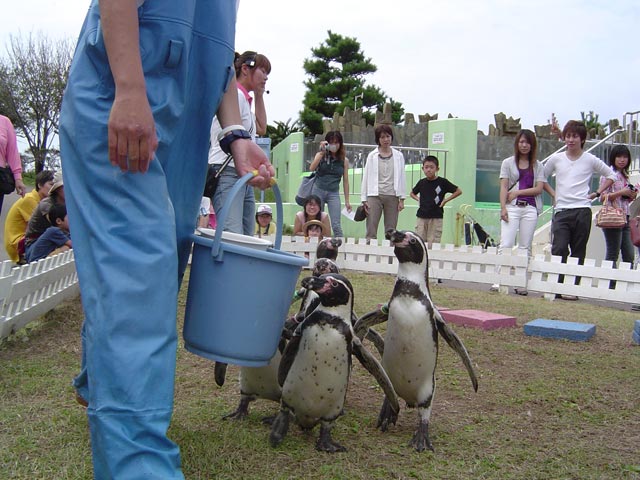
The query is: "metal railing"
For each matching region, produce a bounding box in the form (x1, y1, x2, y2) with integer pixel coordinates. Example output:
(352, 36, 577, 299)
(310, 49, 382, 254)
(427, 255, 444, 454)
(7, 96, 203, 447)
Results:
(302, 140, 449, 198)
(623, 110, 640, 174)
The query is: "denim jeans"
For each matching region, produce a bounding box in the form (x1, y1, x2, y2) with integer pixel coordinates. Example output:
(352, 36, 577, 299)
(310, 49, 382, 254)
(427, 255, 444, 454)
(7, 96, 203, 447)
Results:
(311, 186, 343, 237)
(602, 221, 635, 265)
(213, 168, 255, 235)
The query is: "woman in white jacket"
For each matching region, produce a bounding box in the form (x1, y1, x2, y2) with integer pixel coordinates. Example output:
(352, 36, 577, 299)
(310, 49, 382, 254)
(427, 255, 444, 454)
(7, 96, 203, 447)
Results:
(360, 124, 406, 240)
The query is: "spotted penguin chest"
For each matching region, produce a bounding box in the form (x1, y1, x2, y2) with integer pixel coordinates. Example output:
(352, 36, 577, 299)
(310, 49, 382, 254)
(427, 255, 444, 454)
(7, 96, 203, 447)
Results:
(383, 295, 438, 405)
(282, 324, 350, 427)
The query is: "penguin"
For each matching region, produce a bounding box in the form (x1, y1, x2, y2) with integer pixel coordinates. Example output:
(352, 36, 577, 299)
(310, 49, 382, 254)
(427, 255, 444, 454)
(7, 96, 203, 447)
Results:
(357, 229, 478, 452)
(218, 241, 342, 420)
(315, 237, 342, 261)
(287, 238, 343, 331)
(219, 338, 286, 421)
(269, 273, 399, 452)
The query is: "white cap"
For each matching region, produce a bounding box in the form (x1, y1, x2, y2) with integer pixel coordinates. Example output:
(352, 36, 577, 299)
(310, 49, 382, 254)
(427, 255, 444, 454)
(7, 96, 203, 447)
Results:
(257, 204, 272, 215)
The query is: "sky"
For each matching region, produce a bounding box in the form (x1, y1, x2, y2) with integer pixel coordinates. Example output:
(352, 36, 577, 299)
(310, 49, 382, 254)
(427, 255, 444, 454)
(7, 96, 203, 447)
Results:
(2, 0, 639, 142)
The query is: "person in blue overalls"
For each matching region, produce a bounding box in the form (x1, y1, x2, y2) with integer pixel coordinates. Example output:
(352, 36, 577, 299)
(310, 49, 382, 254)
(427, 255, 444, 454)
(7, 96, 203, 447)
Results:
(59, 1, 274, 478)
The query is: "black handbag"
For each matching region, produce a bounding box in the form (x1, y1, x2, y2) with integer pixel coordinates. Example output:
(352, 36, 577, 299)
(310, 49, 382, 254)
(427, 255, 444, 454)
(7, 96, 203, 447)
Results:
(203, 154, 233, 199)
(0, 165, 15, 195)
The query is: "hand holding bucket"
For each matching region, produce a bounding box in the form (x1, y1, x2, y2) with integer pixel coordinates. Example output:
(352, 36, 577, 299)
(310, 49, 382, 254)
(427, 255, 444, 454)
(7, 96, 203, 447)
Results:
(184, 172, 308, 367)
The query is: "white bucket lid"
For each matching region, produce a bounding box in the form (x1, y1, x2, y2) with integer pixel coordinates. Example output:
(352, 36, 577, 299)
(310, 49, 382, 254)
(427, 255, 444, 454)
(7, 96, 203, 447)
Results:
(197, 228, 273, 250)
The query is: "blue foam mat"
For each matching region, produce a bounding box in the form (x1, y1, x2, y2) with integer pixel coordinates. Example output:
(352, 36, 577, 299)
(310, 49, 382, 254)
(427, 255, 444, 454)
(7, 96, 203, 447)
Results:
(524, 318, 596, 342)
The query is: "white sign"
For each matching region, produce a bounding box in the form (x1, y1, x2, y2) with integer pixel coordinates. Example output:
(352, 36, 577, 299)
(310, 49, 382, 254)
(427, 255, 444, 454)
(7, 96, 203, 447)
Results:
(432, 132, 445, 144)
(290, 143, 299, 152)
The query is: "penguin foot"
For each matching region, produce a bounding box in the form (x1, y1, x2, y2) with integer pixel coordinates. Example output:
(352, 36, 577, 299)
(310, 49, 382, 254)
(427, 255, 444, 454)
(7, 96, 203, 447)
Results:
(222, 396, 251, 421)
(410, 421, 434, 452)
(269, 410, 290, 447)
(316, 423, 346, 453)
(376, 397, 399, 432)
(214, 362, 228, 387)
(261, 414, 277, 425)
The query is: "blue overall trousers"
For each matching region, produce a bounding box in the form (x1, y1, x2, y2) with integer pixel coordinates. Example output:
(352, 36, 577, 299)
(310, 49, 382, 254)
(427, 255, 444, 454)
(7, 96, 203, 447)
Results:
(59, 1, 236, 478)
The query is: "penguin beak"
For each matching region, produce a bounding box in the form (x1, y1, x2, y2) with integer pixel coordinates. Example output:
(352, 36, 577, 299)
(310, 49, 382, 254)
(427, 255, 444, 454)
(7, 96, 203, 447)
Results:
(385, 229, 406, 244)
(301, 276, 324, 291)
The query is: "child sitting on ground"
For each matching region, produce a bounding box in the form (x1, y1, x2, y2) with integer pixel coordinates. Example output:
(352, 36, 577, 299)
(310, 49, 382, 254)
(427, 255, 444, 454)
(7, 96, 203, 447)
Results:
(25, 203, 72, 263)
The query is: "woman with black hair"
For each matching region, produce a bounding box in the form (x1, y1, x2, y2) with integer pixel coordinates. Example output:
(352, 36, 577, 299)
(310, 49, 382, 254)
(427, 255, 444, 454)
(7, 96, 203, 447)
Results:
(293, 194, 332, 237)
(309, 130, 351, 237)
(598, 144, 637, 269)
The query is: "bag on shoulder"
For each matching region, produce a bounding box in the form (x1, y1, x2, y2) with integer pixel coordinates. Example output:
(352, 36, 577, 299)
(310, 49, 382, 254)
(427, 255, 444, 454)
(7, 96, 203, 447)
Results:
(0, 165, 16, 195)
(295, 172, 316, 206)
(630, 216, 640, 247)
(595, 195, 626, 229)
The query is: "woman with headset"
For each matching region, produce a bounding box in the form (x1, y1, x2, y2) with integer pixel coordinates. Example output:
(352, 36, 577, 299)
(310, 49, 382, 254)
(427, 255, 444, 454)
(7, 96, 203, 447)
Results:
(207, 51, 271, 235)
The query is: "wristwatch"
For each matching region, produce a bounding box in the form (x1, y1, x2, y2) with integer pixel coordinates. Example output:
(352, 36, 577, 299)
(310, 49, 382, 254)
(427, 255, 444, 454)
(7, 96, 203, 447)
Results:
(219, 129, 251, 155)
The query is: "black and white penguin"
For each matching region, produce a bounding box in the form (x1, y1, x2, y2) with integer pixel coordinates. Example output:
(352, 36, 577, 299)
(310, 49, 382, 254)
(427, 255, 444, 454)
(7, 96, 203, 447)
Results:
(360, 229, 478, 452)
(218, 338, 286, 421)
(288, 239, 343, 330)
(270, 273, 399, 452)
(315, 237, 342, 261)
(218, 241, 341, 420)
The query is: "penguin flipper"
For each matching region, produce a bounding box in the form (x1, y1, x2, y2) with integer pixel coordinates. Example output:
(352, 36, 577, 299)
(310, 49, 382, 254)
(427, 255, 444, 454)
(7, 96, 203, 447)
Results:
(214, 362, 228, 387)
(364, 327, 385, 356)
(434, 311, 479, 392)
(354, 308, 388, 340)
(352, 337, 399, 414)
(278, 334, 301, 387)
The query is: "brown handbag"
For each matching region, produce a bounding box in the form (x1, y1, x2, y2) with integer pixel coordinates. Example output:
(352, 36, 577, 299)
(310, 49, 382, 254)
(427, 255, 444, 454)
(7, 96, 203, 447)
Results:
(595, 195, 626, 229)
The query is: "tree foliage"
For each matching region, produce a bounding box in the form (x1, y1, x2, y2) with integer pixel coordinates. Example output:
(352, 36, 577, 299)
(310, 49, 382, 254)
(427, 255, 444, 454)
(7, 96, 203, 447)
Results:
(300, 31, 404, 135)
(580, 110, 607, 139)
(266, 118, 303, 148)
(0, 33, 73, 172)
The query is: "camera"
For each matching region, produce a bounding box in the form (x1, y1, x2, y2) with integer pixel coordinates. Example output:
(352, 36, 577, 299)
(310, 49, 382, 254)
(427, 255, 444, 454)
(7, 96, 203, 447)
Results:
(629, 184, 636, 192)
(322, 144, 331, 152)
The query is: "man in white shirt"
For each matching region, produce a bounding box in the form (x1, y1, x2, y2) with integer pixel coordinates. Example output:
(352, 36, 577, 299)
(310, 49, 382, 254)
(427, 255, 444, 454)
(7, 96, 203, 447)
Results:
(543, 120, 615, 299)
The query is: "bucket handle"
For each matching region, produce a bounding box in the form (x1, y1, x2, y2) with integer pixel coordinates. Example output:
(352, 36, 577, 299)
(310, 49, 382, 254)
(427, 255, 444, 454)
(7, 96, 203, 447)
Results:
(211, 171, 283, 257)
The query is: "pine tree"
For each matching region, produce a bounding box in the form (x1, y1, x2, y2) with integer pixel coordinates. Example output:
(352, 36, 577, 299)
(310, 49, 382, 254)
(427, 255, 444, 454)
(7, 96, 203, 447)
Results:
(300, 31, 404, 134)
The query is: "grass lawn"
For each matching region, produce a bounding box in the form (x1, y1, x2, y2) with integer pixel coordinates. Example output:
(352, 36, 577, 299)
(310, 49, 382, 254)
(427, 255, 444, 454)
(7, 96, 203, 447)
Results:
(1, 270, 639, 479)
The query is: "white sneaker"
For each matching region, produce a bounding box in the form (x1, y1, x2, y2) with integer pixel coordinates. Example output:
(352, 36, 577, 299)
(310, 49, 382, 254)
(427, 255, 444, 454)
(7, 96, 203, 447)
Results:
(490, 284, 500, 292)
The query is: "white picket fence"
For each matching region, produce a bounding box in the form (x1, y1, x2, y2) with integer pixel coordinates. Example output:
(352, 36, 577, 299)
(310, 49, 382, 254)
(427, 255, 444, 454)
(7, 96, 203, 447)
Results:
(0, 238, 638, 340)
(280, 236, 640, 305)
(0, 249, 79, 340)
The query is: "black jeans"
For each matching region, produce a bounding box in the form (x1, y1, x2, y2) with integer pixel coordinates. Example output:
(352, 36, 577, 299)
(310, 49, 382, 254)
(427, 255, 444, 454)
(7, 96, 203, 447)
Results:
(551, 208, 592, 285)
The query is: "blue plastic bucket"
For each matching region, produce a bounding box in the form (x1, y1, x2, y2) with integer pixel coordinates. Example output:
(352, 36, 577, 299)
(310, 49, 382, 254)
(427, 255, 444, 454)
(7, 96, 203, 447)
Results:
(183, 172, 308, 366)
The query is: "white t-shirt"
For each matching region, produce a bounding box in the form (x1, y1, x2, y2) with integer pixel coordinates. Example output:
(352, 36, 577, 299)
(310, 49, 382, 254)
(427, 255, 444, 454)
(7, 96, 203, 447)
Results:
(207, 88, 256, 166)
(543, 151, 616, 210)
